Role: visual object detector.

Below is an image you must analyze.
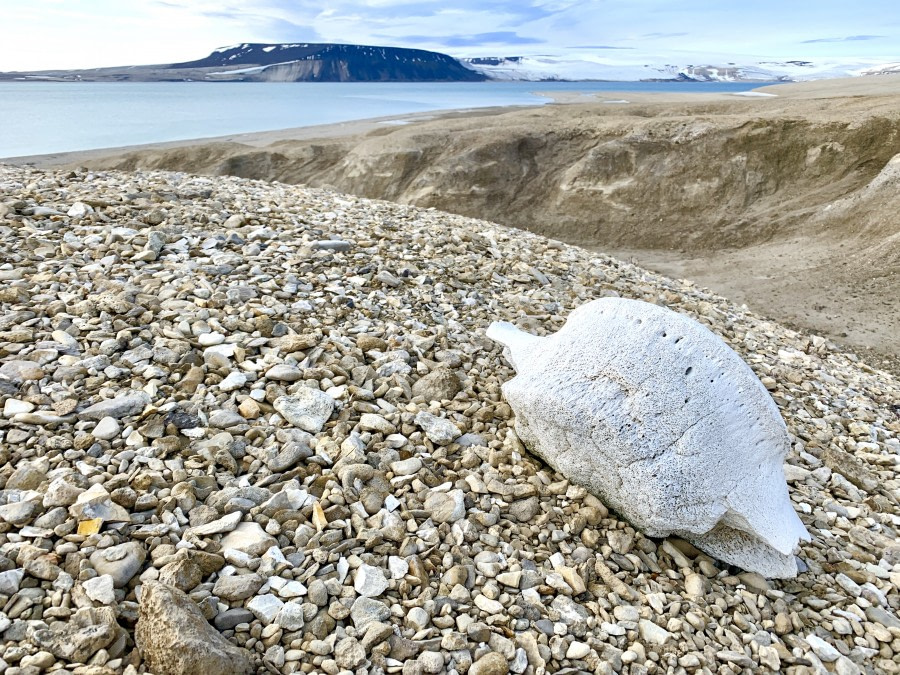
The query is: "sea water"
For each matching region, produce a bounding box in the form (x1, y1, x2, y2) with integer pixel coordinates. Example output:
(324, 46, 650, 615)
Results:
(0, 80, 777, 158)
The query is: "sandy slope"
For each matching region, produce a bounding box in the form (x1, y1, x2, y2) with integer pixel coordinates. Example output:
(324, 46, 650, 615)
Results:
(11, 75, 900, 372)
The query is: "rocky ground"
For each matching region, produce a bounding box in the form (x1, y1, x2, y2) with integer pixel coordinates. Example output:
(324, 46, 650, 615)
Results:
(0, 165, 898, 675)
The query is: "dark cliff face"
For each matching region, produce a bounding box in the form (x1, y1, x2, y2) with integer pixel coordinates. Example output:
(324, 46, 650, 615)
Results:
(170, 43, 487, 82)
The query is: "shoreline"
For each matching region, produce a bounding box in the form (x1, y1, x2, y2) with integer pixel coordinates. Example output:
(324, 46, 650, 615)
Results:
(3, 85, 779, 170)
(5, 76, 900, 168)
(1, 105, 532, 169)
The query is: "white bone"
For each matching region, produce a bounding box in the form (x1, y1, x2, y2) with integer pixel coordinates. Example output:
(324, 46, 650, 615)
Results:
(488, 297, 810, 578)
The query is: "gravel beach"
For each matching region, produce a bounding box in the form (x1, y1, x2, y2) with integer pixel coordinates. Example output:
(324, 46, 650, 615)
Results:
(0, 164, 898, 674)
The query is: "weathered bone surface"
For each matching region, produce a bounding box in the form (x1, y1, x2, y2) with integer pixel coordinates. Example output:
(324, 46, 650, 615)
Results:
(487, 298, 811, 578)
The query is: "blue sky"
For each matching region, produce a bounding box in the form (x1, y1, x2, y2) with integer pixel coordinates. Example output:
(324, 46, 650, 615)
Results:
(1, 0, 897, 70)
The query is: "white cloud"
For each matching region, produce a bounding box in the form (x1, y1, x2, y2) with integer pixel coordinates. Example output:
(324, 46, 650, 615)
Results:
(0, 0, 897, 71)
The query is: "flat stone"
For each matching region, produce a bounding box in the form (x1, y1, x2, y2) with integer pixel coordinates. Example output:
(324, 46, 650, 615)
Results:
(214, 608, 255, 631)
(32, 606, 118, 663)
(412, 366, 462, 402)
(266, 439, 312, 472)
(70, 483, 131, 522)
(475, 594, 504, 614)
(83, 574, 116, 604)
(90, 542, 146, 587)
(334, 637, 365, 669)
(79, 391, 151, 420)
(209, 409, 245, 428)
(0, 360, 45, 383)
(470, 652, 510, 675)
(6, 462, 46, 489)
(351, 596, 390, 632)
(865, 606, 900, 630)
(266, 364, 304, 381)
(805, 634, 840, 662)
(424, 489, 466, 523)
(0, 568, 25, 595)
(214, 573, 264, 601)
(3, 398, 35, 417)
(276, 601, 306, 631)
(391, 457, 422, 476)
(566, 641, 591, 659)
(188, 511, 243, 536)
(219, 521, 277, 557)
(219, 371, 247, 391)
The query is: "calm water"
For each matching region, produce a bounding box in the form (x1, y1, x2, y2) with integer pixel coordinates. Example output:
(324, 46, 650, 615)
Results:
(0, 81, 776, 158)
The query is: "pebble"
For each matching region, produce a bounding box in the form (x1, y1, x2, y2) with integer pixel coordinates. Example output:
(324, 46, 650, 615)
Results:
(91, 416, 121, 440)
(82, 575, 116, 605)
(273, 390, 334, 432)
(354, 563, 389, 597)
(219, 521, 277, 557)
(414, 410, 460, 444)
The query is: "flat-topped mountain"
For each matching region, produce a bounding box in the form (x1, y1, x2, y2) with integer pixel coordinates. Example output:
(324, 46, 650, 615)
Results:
(172, 43, 486, 82)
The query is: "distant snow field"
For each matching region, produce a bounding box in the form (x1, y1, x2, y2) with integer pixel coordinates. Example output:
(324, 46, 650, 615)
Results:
(460, 55, 898, 82)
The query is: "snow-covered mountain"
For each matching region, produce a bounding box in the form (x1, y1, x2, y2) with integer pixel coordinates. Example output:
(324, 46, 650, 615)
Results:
(461, 55, 897, 82)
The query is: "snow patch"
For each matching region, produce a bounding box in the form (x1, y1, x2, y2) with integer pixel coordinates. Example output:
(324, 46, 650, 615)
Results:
(207, 60, 301, 76)
(731, 91, 778, 97)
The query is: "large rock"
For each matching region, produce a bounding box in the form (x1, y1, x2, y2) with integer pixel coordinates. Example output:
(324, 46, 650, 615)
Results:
(136, 581, 254, 675)
(487, 298, 810, 578)
(32, 606, 119, 663)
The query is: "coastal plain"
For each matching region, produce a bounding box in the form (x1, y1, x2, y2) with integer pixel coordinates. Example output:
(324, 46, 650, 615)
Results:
(27, 75, 900, 373)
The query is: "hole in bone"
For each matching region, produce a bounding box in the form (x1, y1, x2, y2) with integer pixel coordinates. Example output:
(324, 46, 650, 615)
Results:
(685, 367, 693, 376)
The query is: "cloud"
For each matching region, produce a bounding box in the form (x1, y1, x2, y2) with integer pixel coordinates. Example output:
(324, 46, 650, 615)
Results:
(569, 44, 635, 50)
(402, 31, 544, 47)
(642, 32, 689, 39)
(801, 35, 885, 43)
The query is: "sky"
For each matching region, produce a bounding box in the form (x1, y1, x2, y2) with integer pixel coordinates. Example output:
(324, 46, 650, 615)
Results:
(1, 0, 898, 71)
